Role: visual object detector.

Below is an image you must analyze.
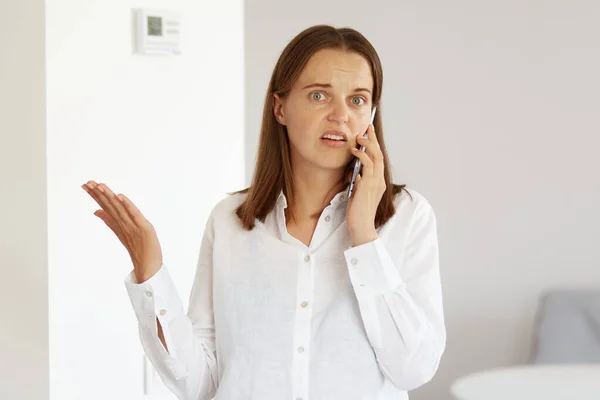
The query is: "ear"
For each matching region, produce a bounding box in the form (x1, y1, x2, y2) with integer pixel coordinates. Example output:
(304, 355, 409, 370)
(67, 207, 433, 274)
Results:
(273, 93, 286, 125)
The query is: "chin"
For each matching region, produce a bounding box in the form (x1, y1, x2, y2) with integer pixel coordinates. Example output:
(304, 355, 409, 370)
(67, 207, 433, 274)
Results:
(312, 156, 352, 172)
(292, 147, 352, 173)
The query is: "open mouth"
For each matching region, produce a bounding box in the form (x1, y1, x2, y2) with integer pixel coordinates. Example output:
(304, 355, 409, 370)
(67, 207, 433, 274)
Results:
(321, 136, 346, 142)
(321, 131, 348, 142)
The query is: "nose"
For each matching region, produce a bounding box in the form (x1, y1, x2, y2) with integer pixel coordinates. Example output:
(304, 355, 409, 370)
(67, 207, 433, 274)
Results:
(327, 100, 349, 124)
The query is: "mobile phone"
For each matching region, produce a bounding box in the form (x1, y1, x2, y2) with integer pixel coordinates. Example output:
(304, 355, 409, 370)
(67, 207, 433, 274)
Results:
(347, 106, 377, 198)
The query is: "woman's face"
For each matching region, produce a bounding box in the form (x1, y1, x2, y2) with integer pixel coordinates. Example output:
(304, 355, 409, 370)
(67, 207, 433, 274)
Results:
(274, 48, 375, 174)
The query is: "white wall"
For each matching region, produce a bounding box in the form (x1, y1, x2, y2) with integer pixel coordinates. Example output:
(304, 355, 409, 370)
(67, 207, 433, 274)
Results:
(2, 0, 244, 399)
(47, 0, 244, 398)
(0, 0, 49, 399)
(244, 1, 600, 399)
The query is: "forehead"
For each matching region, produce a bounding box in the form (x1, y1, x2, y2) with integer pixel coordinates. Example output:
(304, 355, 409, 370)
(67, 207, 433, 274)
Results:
(295, 48, 373, 89)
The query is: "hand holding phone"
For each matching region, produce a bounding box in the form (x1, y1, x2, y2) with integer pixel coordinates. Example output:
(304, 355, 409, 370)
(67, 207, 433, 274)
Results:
(347, 106, 377, 198)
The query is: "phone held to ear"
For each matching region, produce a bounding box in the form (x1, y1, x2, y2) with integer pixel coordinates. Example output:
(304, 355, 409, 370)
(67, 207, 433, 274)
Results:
(347, 106, 377, 198)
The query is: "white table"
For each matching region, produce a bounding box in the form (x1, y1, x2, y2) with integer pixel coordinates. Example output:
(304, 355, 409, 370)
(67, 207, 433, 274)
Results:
(451, 364, 600, 400)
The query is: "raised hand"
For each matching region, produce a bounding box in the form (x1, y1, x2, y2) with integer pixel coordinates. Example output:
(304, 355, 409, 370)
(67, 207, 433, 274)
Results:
(346, 123, 386, 247)
(82, 181, 163, 283)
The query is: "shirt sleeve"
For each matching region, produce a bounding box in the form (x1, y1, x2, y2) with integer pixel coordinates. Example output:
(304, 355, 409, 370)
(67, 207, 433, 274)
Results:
(124, 213, 218, 400)
(343, 200, 446, 391)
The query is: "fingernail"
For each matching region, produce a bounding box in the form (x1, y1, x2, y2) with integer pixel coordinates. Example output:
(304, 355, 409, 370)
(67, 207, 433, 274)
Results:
(98, 186, 104, 192)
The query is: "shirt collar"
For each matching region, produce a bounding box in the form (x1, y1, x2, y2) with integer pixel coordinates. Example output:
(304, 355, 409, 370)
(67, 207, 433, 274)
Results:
(275, 187, 349, 214)
(276, 191, 288, 210)
(272, 187, 350, 245)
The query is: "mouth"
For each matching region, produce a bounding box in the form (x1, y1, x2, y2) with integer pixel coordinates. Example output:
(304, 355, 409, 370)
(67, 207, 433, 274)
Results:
(320, 130, 348, 142)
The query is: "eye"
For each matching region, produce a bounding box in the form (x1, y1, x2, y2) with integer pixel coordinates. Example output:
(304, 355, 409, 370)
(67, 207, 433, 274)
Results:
(351, 97, 366, 106)
(311, 92, 326, 101)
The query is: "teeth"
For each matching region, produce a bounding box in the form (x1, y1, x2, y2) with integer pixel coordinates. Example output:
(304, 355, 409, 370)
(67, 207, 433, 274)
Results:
(322, 134, 344, 141)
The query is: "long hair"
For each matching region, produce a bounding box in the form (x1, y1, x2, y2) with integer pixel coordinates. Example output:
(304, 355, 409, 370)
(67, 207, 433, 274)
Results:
(234, 25, 406, 230)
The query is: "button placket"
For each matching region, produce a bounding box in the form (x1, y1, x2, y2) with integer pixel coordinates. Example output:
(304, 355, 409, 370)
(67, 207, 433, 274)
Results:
(297, 254, 311, 355)
(292, 251, 314, 400)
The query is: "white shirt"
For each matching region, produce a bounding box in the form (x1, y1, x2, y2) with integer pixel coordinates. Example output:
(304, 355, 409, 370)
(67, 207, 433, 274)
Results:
(124, 188, 446, 400)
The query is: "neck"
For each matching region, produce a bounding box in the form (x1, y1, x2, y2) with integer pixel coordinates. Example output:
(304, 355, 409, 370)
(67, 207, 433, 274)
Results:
(287, 163, 346, 223)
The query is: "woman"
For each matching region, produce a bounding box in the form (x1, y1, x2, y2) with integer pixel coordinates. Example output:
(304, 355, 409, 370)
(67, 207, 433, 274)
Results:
(82, 25, 445, 400)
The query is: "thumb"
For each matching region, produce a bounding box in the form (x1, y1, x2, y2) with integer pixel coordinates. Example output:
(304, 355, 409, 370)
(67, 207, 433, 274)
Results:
(94, 209, 127, 245)
(94, 209, 117, 231)
(94, 209, 107, 220)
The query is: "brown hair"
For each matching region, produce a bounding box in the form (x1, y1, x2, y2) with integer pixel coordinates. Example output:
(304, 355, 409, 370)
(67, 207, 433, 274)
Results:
(233, 24, 407, 230)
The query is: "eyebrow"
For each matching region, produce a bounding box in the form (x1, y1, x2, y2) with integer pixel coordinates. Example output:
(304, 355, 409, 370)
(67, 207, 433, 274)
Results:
(301, 83, 372, 95)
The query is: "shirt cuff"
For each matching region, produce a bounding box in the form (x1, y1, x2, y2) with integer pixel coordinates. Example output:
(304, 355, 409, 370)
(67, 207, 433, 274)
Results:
(344, 237, 404, 295)
(124, 265, 185, 332)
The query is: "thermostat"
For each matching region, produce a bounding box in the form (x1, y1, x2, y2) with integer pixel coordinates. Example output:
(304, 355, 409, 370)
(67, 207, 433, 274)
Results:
(134, 9, 181, 56)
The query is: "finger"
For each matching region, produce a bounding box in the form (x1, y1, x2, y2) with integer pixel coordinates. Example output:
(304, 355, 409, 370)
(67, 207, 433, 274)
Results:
(359, 128, 385, 181)
(356, 131, 375, 156)
(367, 124, 379, 142)
(83, 182, 109, 212)
(83, 180, 102, 194)
(351, 148, 374, 177)
(357, 125, 377, 143)
(116, 193, 147, 225)
(90, 184, 132, 230)
(348, 173, 363, 202)
(355, 136, 373, 164)
(94, 209, 127, 243)
(94, 208, 110, 224)
(356, 132, 370, 147)
(83, 182, 130, 233)
(84, 182, 137, 225)
(94, 209, 119, 230)
(358, 125, 383, 162)
(89, 183, 118, 218)
(95, 183, 137, 228)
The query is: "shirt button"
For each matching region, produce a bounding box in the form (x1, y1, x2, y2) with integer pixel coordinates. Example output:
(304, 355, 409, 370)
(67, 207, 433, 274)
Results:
(304, 255, 310, 262)
(297, 346, 305, 354)
(300, 301, 308, 308)
(145, 291, 153, 297)
(351, 258, 358, 266)
(159, 309, 167, 316)
(324, 215, 331, 222)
